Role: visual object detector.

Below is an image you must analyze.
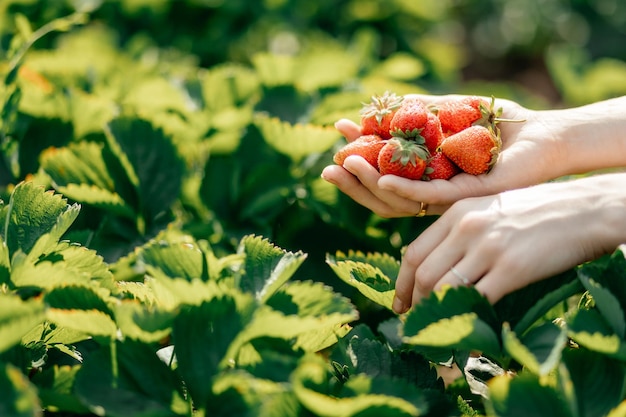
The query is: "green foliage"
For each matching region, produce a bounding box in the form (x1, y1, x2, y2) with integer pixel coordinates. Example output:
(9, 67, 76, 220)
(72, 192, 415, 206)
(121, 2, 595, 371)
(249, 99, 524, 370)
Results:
(0, 2, 625, 416)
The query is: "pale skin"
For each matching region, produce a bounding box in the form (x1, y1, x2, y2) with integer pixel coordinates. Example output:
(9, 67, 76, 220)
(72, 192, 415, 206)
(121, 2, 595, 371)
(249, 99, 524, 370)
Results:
(321, 94, 626, 313)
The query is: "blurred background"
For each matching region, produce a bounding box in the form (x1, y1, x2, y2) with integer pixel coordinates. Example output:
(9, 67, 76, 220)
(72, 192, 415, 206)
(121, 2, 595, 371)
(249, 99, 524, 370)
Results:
(2, 0, 626, 108)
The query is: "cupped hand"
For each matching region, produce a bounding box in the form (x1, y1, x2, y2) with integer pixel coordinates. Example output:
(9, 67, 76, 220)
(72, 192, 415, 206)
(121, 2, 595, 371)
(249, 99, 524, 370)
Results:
(322, 94, 567, 217)
(391, 173, 626, 313)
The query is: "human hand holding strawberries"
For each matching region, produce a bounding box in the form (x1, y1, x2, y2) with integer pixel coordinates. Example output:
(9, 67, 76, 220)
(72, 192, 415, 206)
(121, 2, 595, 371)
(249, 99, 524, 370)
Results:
(323, 93, 577, 217)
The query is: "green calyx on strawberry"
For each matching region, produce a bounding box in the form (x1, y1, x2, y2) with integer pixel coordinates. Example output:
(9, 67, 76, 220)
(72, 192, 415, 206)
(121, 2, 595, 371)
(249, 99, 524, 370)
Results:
(378, 137, 430, 180)
(360, 91, 404, 139)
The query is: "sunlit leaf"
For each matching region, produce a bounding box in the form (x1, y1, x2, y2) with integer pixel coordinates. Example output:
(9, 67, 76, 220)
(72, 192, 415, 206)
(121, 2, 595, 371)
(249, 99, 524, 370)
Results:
(486, 373, 571, 417)
(236, 235, 306, 303)
(3, 182, 78, 258)
(254, 114, 341, 163)
(0, 294, 45, 353)
(0, 363, 41, 417)
(293, 358, 424, 417)
(404, 312, 501, 355)
(46, 309, 117, 338)
(567, 308, 626, 360)
(502, 322, 567, 376)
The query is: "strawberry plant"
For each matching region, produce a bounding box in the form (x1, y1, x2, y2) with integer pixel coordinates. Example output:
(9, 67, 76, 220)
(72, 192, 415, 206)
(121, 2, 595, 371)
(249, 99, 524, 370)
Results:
(1, 3, 626, 416)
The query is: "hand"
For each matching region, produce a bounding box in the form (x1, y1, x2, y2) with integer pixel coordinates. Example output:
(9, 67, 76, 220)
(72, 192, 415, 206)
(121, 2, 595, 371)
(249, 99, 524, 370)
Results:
(391, 173, 626, 313)
(321, 94, 567, 217)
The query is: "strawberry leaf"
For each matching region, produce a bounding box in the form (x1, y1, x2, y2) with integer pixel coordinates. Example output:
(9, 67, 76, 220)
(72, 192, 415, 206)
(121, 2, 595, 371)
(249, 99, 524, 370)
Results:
(486, 373, 571, 417)
(0, 363, 41, 416)
(502, 322, 568, 376)
(403, 286, 501, 357)
(74, 340, 189, 417)
(236, 235, 307, 303)
(326, 251, 400, 311)
(2, 182, 80, 259)
(0, 294, 45, 353)
(244, 280, 358, 351)
(104, 116, 184, 229)
(567, 308, 626, 360)
(40, 142, 135, 219)
(172, 296, 255, 408)
(254, 114, 341, 163)
(561, 347, 626, 417)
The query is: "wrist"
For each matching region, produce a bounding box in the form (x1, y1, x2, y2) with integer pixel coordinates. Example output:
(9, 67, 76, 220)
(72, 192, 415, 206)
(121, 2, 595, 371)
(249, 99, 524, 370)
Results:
(556, 97, 626, 175)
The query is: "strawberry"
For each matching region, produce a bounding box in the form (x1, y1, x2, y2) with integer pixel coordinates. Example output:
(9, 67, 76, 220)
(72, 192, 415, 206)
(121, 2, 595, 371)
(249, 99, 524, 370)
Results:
(434, 96, 491, 135)
(360, 91, 404, 139)
(377, 137, 430, 180)
(420, 111, 444, 153)
(439, 125, 501, 175)
(333, 134, 386, 169)
(423, 152, 460, 180)
(389, 97, 429, 138)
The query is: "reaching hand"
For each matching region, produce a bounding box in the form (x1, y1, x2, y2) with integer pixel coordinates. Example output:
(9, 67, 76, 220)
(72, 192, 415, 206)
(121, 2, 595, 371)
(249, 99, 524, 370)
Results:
(391, 173, 626, 313)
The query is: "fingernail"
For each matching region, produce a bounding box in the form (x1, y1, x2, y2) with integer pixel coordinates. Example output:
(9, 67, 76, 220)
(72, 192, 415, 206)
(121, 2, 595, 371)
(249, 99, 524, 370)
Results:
(392, 296, 407, 314)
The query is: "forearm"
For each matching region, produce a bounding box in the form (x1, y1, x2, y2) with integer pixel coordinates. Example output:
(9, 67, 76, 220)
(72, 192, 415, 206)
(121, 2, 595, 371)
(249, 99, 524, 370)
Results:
(548, 96, 626, 175)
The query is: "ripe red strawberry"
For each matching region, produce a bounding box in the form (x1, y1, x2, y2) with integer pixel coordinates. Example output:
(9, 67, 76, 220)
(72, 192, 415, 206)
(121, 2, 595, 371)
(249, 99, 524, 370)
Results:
(435, 96, 491, 135)
(423, 152, 460, 180)
(378, 137, 429, 180)
(389, 97, 429, 138)
(420, 111, 444, 153)
(333, 134, 386, 169)
(360, 91, 404, 139)
(439, 125, 501, 175)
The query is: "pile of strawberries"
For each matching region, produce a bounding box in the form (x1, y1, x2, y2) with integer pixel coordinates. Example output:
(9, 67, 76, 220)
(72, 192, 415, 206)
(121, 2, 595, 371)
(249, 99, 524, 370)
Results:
(333, 91, 516, 180)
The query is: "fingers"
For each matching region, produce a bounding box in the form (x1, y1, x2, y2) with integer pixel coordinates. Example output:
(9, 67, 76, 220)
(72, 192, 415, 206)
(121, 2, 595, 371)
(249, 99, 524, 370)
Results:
(334, 119, 362, 142)
(393, 214, 455, 313)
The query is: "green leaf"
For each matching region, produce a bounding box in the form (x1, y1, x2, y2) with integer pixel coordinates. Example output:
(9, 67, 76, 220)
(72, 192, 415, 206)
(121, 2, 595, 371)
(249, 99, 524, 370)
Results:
(74, 340, 188, 417)
(567, 308, 626, 360)
(211, 372, 301, 417)
(254, 114, 341, 163)
(485, 372, 572, 417)
(3, 182, 79, 258)
(579, 273, 626, 337)
(562, 347, 626, 417)
(244, 281, 358, 350)
(403, 312, 501, 356)
(140, 238, 207, 282)
(292, 354, 421, 417)
(512, 277, 583, 335)
(172, 296, 256, 408)
(0, 294, 45, 353)
(115, 303, 175, 343)
(32, 365, 89, 414)
(326, 251, 399, 310)
(237, 235, 307, 303)
(46, 309, 117, 338)
(502, 322, 568, 376)
(40, 142, 135, 219)
(0, 363, 41, 417)
(403, 285, 501, 355)
(200, 63, 261, 111)
(44, 284, 114, 315)
(104, 116, 184, 228)
(251, 53, 297, 87)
